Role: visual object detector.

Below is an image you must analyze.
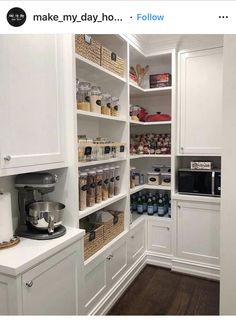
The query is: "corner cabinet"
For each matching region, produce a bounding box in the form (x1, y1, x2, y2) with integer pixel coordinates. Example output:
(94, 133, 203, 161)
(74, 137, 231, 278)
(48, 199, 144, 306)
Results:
(178, 47, 223, 155)
(0, 35, 66, 175)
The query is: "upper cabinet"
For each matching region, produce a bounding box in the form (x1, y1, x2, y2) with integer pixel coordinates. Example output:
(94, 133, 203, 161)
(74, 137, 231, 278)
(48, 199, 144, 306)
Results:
(178, 47, 223, 155)
(0, 35, 66, 175)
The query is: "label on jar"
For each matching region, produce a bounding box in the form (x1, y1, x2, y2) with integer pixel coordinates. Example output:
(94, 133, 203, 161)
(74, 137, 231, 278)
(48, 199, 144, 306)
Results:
(104, 178, 109, 184)
(90, 183, 96, 188)
(116, 176, 120, 181)
(149, 177, 156, 182)
(85, 95, 90, 102)
(97, 180, 102, 186)
(110, 177, 115, 182)
(158, 207, 165, 215)
(114, 105, 118, 111)
(96, 99, 101, 106)
(137, 205, 143, 214)
(84, 146, 92, 155)
(81, 184, 88, 191)
(120, 145, 125, 152)
(104, 146, 110, 154)
(147, 206, 154, 215)
(107, 103, 111, 108)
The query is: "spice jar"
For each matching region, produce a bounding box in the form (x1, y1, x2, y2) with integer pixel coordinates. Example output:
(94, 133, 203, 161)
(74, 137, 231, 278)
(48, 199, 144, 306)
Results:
(79, 172, 87, 211)
(130, 166, 136, 189)
(114, 166, 121, 195)
(87, 171, 96, 207)
(108, 167, 115, 198)
(77, 81, 91, 111)
(111, 97, 119, 117)
(101, 93, 111, 116)
(95, 169, 103, 203)
(102, 168, 109, 201)
(90, 86, 102, 114)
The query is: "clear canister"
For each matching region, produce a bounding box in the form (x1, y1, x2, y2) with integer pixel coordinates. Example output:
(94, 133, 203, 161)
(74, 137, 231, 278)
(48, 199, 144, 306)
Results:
(95, 169, 103, 203)
(90, 86, 102, 114)
(114, 166, 121, 195)
(108, 167, 115, 198)
(77, 81, 91, 112)
(111, 97, 119, 117)
(101, 93, 111, 116)
(79, 172, 87, 211)
(102, 168, 110, 201)
(130, 166, 136, 189)
(103, 142, 111, 160)
(87, 170, 96, 207)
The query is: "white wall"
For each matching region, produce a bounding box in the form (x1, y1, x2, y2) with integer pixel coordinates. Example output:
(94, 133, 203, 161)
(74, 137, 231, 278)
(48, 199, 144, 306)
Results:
(220, 35, 236, 315)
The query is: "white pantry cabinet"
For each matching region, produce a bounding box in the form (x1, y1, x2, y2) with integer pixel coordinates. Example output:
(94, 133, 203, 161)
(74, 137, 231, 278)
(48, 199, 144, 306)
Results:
(0, 35, 66, 174)
(178, 47, 223, 155)
(127, 220, 146, 265)
(176, 200, 220, 265)
(147, 217, 171, 254)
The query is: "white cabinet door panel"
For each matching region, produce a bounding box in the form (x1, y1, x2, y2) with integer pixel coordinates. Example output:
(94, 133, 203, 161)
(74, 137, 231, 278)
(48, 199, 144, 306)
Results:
(128, 221, 145, 265)
(147, 218, 171, 254)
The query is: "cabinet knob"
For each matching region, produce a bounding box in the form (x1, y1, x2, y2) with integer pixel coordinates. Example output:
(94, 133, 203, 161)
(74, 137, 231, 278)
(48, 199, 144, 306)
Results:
(3, 155, 11, 161)
(106, 254, 113, 260)
(131, 235, 134, 239)
(166, 227, 170, 231)
(26, 280, 33, 288)
(178, 205, 181, 209)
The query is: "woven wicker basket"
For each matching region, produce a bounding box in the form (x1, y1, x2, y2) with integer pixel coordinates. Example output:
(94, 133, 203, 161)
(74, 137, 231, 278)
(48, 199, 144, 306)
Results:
(75, 34, 101, 65)
(103, 211, 124, 245)
(84, 224, 104, 260)
(101, 46, 124, 77)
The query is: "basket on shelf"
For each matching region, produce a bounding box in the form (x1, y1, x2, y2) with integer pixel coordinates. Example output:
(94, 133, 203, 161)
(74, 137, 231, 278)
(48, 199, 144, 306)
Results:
(83, 223, 104, 260)
(101, 46, 124, 77)
(75, 34, 101, 65)
(103, 211, 124, 245)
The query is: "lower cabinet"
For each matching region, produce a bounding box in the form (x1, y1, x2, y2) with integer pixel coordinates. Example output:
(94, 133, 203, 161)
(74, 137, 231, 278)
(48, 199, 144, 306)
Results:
(127, 220, 146, 265)
(176, 200, 220, 265)
(147, 217, 171, 254)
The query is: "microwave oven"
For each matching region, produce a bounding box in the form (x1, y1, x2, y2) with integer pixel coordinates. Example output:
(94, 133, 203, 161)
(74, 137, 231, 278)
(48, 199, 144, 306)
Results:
(178, 169, 221, 197)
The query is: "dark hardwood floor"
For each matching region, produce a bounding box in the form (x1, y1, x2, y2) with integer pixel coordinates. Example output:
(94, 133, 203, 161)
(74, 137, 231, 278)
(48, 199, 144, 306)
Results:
(108, 265, 219, 315)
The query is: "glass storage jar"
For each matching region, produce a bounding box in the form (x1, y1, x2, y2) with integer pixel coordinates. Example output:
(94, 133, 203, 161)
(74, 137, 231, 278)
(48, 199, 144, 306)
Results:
(101, 93, 111, 116)
(108, 167, 115, 198)
(77, 81, 91, 112)
(87, 170, 96, 207)
(95, 169, 103, 203)
(79, 172, 88, 211)
(130, 167, 136, 189)
(111, 97, 119, 117)
(90, 86, 102, 114)
(114, 165, 121, 195)
(102, 168, 110, 201)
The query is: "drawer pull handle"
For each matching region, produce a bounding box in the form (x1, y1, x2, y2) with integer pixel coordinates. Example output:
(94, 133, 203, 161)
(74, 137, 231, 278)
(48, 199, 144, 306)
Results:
(106, 254, 113, 260)
(166, 227, 170, 231)
(4, 155, 11, 161)
(26, 281, 33, 288)
(131, 235, 134, 239)
(178, 205, 181, 209)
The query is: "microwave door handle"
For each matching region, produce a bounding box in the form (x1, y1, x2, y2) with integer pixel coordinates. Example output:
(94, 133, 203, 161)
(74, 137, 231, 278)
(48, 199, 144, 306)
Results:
(212, 171, 215, 196)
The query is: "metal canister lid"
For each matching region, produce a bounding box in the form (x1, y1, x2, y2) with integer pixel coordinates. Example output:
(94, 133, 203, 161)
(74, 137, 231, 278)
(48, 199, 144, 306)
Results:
(80, 172, 88, 177)
(148, 172, 160, 176)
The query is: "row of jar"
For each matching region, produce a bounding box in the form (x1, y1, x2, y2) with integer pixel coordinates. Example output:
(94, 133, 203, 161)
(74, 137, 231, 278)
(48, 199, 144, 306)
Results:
(79, 166, 121, 211)
(130, 167, 171, 188)
(76, 80, 120, 117)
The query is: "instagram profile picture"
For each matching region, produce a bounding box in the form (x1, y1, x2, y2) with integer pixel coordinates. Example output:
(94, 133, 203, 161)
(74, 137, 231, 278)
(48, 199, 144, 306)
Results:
(7, 7, 26, 27)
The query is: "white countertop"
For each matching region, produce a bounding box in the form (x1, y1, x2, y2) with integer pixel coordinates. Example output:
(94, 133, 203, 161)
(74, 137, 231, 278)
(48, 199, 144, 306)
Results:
(0, 227, 85, 277)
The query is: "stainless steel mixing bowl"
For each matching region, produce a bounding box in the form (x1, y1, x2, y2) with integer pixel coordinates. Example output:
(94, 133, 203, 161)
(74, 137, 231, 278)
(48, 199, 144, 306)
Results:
(28, 201, 65, 234)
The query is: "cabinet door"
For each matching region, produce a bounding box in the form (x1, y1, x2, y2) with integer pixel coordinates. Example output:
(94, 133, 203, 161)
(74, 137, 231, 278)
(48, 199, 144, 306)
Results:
(22, 245, 79, 315)
(179, 47, 223, 155)
(0, 35, 65, 170)
(128, 220, 145, 266)
(176, 201, 220, 265)
(147, 218, 171, 254)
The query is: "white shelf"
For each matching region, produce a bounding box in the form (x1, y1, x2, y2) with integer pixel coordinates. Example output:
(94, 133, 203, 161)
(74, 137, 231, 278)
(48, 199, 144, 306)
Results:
(130, 154, 171, 160)
(79, 193, 127, 219)
(130, 82, 172, 97)
(78, 157, 126, 168)
(130, 184, 171, 194)
(131, 212, 171, 224)
(75, 54, 126, 84)
(77, 110, 126, 123)
(130, 120, 172, 126)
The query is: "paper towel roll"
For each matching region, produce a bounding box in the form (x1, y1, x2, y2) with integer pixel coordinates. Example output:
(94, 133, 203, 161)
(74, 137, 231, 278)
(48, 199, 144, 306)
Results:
(0, 193, 13, 243)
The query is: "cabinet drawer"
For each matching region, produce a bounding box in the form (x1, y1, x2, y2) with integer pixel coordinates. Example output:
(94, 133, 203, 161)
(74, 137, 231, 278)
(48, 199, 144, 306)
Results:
(147, 218, 171, 254)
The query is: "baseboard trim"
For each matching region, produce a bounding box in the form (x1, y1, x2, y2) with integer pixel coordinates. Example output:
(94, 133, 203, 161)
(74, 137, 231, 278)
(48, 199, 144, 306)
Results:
(146, 251, 173, 269)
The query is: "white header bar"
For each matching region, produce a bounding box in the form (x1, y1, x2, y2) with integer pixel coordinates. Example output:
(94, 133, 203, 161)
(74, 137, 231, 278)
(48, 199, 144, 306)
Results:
(1, 1, 236, 34)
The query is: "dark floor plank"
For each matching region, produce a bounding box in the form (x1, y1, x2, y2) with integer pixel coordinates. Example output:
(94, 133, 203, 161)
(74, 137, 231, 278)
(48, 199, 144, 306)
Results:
(108, 265, 219, 315)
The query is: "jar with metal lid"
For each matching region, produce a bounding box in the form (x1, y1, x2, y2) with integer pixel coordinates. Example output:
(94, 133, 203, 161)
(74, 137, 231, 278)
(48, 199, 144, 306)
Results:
(134, 170, 140, 186)
(102, 168, 110, 201)
(95, 169, 103, 203)
(90, 86, 102, 114)
(87, 171, 96, 207)
(79, 172, 87, 211)
(147, 172, 160, 186)
(108, 167, 115, 198)
(111, 97, 119, 117)
(130, 166, 136, 189)
(114, 166, 121, 195)
(101, 93, 111, 116)
(77, 81, 91, 112)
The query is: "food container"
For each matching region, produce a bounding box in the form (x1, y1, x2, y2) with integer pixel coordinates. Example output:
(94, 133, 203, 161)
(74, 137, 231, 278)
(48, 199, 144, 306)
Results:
(114, 166, 121, 195)
(130, 167, 136, 189)
(75, 34, 101, 65)
(108, 167, 115, 198)
(102, 168, 109, 201)
(111, 97, 119, 117)
(77, 81, 91, 111)
(79, 172, 88, 210)
(190, 161, 213, 170)
(95, 169, 103, 203)
(87, 171, 96, 207)
(101, 46, 124, 77)
(101, 93, 111, 116)
(134, 170, 140, 186)
(103, 143, 111, 160)
(90, 86, 102, 114)
(147, 172, 160, 186)
(149, 73, 171, 88)
(161, 172, 171, 186)
(119, 144, 125, 158)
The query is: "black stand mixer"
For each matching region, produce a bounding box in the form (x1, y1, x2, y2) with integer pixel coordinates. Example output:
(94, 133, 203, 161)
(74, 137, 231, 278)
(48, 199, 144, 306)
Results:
(15, 172, 66, 240)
